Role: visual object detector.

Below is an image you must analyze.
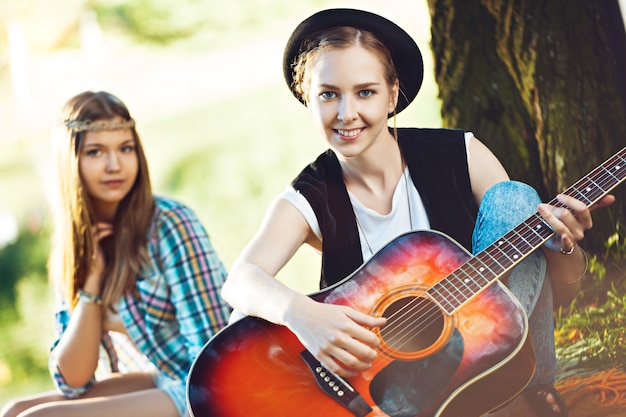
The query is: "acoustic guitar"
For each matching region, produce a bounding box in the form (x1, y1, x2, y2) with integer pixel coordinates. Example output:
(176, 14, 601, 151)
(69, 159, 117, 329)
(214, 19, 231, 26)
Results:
(188, 147, 625, 417)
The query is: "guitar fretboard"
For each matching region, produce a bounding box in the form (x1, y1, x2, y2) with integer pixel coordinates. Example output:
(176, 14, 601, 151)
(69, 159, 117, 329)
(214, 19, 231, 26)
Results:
(429, 147, 626, 314)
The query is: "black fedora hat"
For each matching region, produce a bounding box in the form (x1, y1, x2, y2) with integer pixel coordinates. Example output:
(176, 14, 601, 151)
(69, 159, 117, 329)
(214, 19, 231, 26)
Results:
(283, 8, 423, 115)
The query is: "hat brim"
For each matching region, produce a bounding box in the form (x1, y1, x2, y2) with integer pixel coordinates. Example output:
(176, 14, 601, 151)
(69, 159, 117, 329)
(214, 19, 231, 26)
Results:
(283, 8, 424, 115)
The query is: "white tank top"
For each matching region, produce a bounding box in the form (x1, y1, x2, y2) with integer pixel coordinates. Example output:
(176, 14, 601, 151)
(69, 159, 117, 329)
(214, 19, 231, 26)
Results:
(279, 132, 474, 261)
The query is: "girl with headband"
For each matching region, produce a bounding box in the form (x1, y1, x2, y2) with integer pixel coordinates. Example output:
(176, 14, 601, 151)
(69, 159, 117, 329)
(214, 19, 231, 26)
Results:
(1, 91, 231, 417)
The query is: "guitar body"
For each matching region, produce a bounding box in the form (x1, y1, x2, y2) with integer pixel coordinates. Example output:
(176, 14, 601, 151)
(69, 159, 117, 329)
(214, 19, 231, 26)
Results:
(188, 230, 535, 417)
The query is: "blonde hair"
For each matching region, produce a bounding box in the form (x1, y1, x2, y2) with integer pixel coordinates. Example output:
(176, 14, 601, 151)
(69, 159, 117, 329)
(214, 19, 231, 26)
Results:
(49, 91, 154, 311)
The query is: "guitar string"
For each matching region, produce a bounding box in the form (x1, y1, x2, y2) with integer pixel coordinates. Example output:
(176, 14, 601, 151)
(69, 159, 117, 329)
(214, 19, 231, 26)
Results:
(365, 154, 625, 359)
(381, 201, 616, 354)
(370, 238, 519, 355)
(359, 160, 609, 347)
(378, 161, 626, 357)
(376, 227, 539, 356)
(377, 211, 566, 356)
(373, 221, 531, 350)
(382, 202, 573, 353)
(382, 194, 620, 358)
(372, 227, 541, 358)
(354, 151, 626, 360)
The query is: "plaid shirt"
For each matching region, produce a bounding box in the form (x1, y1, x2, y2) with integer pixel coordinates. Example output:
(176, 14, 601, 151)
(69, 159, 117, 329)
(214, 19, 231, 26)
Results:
(49, 196, 232, 398)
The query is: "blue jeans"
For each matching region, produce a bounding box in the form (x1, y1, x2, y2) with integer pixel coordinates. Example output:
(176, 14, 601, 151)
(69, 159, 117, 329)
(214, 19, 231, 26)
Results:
(472, 180, 556, 387)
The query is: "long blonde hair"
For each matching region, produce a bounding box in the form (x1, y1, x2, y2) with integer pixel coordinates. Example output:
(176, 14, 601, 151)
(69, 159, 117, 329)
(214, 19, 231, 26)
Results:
(49, 91, 154, 311)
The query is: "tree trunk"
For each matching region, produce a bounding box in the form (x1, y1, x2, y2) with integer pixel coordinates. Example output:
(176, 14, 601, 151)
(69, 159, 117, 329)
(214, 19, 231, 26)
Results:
(427, 0, 626, 256)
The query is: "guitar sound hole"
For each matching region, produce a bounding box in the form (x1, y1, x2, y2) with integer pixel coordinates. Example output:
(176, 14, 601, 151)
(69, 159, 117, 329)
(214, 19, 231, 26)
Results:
(379, 296, 444, 353)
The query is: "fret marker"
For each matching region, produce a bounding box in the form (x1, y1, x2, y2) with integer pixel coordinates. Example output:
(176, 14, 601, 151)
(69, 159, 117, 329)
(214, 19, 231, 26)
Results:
(498, 240, 504, 246)
(586, 186, 592, 192)
(464, 278, 470, 283)
(616, 165, 622, 171)
(513, 254, 519, 259)
(479, 267, 485, 272)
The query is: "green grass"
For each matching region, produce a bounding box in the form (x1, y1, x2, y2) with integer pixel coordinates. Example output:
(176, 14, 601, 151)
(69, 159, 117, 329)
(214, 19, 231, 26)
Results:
(556, 286, 626, 377)
(555, 238, 626, 378)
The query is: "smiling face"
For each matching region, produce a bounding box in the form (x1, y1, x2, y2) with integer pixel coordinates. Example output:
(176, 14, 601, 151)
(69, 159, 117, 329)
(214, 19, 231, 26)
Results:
(78, 118, 138, 220)
(305, 45, 399, 159)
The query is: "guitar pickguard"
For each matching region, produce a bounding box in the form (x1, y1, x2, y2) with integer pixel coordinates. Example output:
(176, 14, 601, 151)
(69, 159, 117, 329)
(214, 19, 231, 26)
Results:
(371, 328, 464, 417)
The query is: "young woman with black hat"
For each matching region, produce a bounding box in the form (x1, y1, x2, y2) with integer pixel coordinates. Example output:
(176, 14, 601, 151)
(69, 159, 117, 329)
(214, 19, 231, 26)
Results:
(220, 8, 614, 417)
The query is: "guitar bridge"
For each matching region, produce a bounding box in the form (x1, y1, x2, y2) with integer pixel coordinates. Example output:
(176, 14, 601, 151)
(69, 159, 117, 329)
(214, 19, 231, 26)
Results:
(300, 349, 373, 417)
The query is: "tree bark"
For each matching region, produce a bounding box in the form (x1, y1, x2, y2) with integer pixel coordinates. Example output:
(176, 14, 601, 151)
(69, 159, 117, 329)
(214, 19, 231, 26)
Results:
(427, 0, 626, 255)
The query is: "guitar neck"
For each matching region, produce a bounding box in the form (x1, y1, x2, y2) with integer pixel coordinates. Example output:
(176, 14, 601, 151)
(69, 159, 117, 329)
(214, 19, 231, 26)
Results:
(430, 147, 626, 314)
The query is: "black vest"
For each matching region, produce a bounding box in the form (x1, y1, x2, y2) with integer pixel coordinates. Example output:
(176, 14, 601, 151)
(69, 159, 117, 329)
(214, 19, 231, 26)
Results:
(291, 128, 478, 288)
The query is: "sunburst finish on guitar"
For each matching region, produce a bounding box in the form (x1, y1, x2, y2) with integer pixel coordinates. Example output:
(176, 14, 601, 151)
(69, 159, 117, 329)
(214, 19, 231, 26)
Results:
(188, 147, 626, 417)
(188, 231, 534, 417)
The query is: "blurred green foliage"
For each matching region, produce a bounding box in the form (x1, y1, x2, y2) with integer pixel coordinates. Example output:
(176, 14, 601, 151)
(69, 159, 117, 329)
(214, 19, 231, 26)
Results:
(0, 227, 49, 314)
(0, 226, 51, 396)
(91, 0, 330, 46)
(0, 274, 55, 400)
(93, 0, 209, 44)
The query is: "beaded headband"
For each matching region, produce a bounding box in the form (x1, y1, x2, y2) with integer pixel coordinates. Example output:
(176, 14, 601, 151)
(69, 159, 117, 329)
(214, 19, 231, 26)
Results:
(64, 118, 136, 132)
